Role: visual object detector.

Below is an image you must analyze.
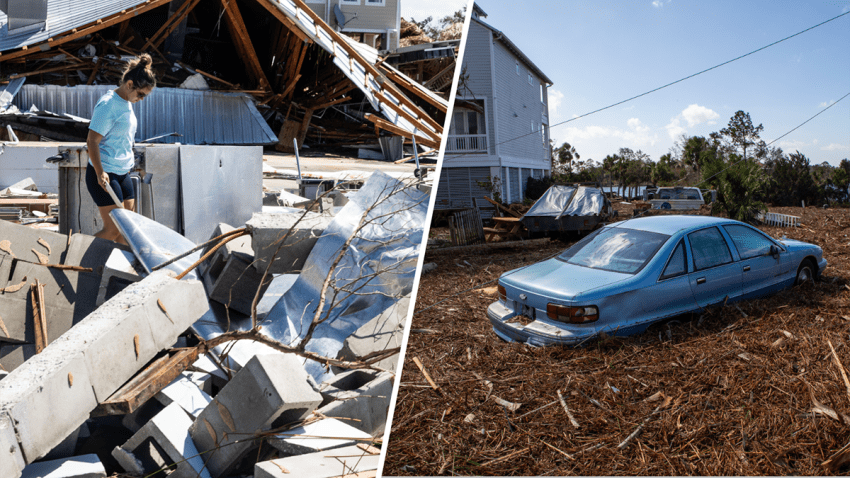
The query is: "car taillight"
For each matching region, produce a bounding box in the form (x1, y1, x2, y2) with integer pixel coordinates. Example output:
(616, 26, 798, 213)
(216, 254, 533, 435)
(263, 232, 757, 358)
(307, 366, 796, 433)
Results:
(497, 284, 506, 301)
(546, 304, 599, 324)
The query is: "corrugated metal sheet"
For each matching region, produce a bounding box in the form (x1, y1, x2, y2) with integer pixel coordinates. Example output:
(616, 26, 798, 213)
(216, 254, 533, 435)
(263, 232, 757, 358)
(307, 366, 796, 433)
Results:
(0, 0, 148, 51)
(13, 84, 278, 145)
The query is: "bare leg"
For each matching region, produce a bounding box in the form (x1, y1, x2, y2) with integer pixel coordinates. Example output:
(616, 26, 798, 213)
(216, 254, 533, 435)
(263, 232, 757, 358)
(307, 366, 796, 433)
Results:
(94, 204, 122, 243)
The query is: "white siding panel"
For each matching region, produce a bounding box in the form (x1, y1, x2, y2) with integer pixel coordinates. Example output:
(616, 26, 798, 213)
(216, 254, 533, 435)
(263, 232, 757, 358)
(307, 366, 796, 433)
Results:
(459, 21, 496, 156)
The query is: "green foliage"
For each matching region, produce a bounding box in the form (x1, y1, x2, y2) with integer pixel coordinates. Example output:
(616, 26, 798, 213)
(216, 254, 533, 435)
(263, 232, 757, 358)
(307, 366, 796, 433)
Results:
(525, 176, 553, 202)
(651, 154, 677, 186)
(717, 110, 766, 161)
(703, 156, 766, 224)
(476, 175, 503, 204)
(763, 151, 821, 206)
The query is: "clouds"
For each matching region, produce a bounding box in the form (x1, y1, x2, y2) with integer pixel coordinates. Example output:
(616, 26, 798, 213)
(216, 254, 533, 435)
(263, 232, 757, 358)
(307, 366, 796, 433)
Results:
(548, 89, 565, 121)
(652, 0, 671, 7)
(665, 104, 719, 139)
(556, 117, 658, 148)
(823, 143, 849, 152)
(819, 100, 836, 108)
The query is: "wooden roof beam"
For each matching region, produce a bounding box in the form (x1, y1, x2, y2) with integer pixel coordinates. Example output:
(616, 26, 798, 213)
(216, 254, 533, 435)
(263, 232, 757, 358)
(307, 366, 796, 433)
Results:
(220, 0, 271, 91)
(364, 113, 440, 150)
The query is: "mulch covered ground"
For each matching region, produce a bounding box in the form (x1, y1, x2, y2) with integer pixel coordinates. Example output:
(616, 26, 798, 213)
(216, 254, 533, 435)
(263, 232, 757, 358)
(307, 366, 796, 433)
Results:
(384, 206, 850, 476)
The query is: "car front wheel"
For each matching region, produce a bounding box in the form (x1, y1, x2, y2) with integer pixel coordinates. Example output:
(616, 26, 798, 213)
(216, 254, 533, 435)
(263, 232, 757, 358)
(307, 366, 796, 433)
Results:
(795, 259, 815, 286)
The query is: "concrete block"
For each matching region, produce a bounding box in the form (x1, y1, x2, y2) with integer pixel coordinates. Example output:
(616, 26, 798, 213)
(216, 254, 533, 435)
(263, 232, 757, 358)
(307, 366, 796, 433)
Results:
(181, 371, 214, 396)
(254, 444, 379, 478)
(316, 372, 394, 437)
(204, 249, 272, 316)
(266, 418, 371, 456)
(64, 234, 131, 273)
(94, 249, 146, 306)
(188, 354, 229, 390)
(20, 454, 106, 478)
(0, 334, 98, 463)
(318, 369, 380, 407)
(189, 354, 323, 478)
(120, 399, 164, 434)
(335, 297, 409, 373)
(246, 212, 333, 274)
(112, 403, 211, 478)
(0, 221, 69, 265)
(0, 271, 208, 465)
(0, 415, 25, 478)
(155, 373, 212, 418)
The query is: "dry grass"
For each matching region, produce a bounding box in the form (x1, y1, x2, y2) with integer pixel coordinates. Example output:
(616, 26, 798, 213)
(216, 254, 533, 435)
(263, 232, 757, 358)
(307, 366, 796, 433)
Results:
(385, 206, 850, 476)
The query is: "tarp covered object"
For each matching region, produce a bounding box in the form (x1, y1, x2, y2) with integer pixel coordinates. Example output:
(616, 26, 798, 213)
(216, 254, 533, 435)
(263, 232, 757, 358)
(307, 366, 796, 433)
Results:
(523, 185, 605, 219)
(261, 170, 426, 381)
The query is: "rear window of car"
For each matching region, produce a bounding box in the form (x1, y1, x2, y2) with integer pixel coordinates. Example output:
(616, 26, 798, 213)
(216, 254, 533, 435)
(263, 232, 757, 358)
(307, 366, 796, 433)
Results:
(557, 227, 669, 274)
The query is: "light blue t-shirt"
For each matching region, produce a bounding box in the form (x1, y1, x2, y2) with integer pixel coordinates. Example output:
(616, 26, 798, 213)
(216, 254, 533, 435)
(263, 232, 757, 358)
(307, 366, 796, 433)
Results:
(89, 90, 137, 174)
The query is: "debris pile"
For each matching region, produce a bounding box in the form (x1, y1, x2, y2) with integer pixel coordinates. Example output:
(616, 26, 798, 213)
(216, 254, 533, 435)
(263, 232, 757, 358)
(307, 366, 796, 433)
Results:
(386, 206, 850, 475)
(0, 171, 427, 478)
(0, 0, 447, 155)
(0, 178, 59, 228)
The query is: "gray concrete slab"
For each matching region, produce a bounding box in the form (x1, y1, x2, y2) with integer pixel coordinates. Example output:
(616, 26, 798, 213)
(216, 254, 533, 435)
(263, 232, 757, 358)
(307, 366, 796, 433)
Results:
(189, 354, 323, 478)
(246, 212, 333, 274)
(254, 444, 380, 478)
(0, 414, 25, 478)
(20, 454, 106, 478)
(64, 234, 131, 272)
(0, 221, 69, 265)
(316, 372, 394, 437)
(205, 251, 272, 316)
(155, 373, 212, 418)
(266, 418, 372, 456)
(335, 297, 409, 373)
(112, 402, 212, 478)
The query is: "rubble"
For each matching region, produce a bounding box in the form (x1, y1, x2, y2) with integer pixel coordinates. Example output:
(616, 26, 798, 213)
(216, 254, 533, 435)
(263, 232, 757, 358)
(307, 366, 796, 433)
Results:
(254, 444, 381, 478)
(246, 211, 333, 274)
(20, 454, 106, 478)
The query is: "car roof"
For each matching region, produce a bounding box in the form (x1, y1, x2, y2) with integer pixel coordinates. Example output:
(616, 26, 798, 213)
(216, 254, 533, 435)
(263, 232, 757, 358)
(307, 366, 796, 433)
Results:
(607, 215, 735, 235)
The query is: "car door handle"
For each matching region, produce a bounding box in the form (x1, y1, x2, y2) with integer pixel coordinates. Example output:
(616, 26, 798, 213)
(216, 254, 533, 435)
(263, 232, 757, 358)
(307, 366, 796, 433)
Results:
(696, 277, 706, 284)
(743, 266, 751, 272)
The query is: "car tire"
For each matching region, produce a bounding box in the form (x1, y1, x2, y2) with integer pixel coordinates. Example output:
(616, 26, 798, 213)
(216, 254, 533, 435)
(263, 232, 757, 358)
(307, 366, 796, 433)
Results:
(795, 259, 816, 286)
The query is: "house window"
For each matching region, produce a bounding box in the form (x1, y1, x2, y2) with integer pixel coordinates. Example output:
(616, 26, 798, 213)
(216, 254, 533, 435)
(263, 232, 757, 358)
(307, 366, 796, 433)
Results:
(516, 61, 520, 76)
(528, 73, 532, 85)
(365, 0, 385, 5)
(341, 0, 359, 4)
(452, 109, 484, 136)
(540, 84, 545, 103)
(448, 107, 487, 152)
(542, 123, 548, 145)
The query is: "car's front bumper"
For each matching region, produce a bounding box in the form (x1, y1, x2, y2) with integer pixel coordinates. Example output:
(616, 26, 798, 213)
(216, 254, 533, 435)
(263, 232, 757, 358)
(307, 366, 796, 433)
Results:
(818, 257, 828, 277)
(487, 301, 598, 346)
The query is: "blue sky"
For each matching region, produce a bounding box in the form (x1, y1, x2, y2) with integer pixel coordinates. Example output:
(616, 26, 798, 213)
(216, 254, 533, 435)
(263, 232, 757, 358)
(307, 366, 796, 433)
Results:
(471, 0, 850, 166)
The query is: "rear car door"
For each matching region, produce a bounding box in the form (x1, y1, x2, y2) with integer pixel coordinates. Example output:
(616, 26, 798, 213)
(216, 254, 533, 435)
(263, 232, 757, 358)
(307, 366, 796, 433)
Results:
(687, 226, 742, 308)
(723, 224, 783, 299)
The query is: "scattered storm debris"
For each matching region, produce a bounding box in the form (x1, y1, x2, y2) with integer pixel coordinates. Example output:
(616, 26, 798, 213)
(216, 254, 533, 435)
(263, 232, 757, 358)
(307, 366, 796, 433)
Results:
(0, 170, 427, 478)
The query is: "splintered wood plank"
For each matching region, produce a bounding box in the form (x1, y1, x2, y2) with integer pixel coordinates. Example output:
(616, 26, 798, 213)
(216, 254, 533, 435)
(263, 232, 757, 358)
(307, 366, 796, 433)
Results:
(30, 280, 48, 353)
(142, 0, 202, 51)
(220, 0, 271, 91)
(378, 65, 448, 113)
(92, 347, 201, 416)
(363, 114, 440, 150)
(372, 91, 442, 142)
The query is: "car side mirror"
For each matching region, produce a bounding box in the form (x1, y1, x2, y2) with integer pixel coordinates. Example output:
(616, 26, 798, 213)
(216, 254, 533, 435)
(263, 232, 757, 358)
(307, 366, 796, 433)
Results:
(770, 245, 780, 258)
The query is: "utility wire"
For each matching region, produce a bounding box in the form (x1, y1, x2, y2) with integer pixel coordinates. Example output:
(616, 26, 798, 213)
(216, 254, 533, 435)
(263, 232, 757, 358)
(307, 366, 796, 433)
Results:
(416, 92, 850, 317)
(449, 9, 850, 158)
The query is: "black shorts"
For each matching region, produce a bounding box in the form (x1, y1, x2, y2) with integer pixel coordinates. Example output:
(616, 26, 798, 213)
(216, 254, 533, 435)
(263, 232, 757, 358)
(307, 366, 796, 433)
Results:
(85, 163, 135, 207)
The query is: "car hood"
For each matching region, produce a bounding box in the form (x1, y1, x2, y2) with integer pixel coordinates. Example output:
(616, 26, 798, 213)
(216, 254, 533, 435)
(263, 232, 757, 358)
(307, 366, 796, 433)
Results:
(500, 258, 633, 301)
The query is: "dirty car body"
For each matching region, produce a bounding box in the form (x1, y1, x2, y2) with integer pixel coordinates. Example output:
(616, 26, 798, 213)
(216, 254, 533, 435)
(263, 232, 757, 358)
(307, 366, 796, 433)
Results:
(488, 215, 827, 346)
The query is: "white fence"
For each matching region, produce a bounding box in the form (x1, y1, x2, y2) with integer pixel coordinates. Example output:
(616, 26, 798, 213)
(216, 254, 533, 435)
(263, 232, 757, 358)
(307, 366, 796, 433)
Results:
(445, 134, 488, 153)
(758, 211, 800, 227)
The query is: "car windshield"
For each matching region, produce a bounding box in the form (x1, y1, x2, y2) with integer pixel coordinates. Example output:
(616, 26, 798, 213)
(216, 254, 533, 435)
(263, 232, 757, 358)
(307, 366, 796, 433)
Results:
(658, 188, 701, 200)
(557, 227, 669, 274)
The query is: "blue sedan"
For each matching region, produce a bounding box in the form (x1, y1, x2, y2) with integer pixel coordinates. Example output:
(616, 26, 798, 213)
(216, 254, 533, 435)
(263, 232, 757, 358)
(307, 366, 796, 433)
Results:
(488, 215, 827, 346)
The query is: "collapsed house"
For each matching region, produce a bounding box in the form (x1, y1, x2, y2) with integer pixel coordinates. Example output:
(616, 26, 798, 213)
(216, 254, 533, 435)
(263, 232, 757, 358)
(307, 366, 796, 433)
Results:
(0, 169, 426, 478)
(0, 0, 449, 156)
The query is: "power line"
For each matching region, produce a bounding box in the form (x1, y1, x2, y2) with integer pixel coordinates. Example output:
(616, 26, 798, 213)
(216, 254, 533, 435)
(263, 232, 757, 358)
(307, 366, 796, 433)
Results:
(449, 9, 850, 157)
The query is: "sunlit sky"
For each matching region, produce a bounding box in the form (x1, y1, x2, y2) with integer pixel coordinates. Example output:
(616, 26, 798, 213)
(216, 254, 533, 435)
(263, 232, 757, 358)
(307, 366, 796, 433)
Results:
(400, 0, 469, 26)
(467, 1, 850, 166)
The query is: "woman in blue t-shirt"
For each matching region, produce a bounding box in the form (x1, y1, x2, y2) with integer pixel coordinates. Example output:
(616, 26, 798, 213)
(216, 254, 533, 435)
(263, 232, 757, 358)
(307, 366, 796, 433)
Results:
(86, 53, 156, 243)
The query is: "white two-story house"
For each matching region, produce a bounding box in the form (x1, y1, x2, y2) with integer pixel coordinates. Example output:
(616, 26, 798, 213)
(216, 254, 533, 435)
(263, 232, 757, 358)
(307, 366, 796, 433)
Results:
(436, 3, 552, 212)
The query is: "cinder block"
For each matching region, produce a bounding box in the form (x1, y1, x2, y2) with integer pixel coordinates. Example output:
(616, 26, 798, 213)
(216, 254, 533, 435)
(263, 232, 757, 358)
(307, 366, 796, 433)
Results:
(204, 250, 272, 316)
(246, 212, 333, 274)
(318, 369, 380, 407)
(254, 444, 380, 478)
(20, 454, 106, 478)
(0, 414, 25, 478)
(335, 297, 409, 373)
(266, 418, 371, 456)
(316, 372, 394, 437)
(95, 249, 146, 306)
(188, 354, 229, 391)
(0, 335, 97, 463)
(112, 403, 211, 478)
(155, 373, 212, 418)
(189, 354, 323, 478)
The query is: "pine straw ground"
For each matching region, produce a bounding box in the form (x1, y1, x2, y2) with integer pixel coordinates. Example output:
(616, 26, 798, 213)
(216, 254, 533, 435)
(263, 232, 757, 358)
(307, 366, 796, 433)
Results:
(384, 206, 850, 476)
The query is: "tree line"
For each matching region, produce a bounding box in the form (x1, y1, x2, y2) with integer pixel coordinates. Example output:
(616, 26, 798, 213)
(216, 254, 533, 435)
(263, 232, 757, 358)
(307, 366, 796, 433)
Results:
(543, 111, 849, 222)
